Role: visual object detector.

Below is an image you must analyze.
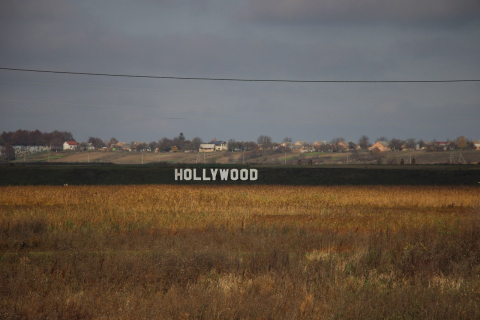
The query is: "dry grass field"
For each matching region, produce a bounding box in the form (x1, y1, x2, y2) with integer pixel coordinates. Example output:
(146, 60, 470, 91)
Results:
(1, 185, 480, 319)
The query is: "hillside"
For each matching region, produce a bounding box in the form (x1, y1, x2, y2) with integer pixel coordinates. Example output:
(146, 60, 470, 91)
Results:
(13, 149, 480, 165)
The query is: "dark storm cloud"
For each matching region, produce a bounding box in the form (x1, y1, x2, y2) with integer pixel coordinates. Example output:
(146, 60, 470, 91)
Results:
(0, 1, 94, 68)
(1, 0, 479, 143)
(0, 0, 380, 81)
(0, 1, 257, 76)
(241, 0, 480, 25)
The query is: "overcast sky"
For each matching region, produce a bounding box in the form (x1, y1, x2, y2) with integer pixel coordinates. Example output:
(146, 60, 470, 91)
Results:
(1, 0, 479, 144)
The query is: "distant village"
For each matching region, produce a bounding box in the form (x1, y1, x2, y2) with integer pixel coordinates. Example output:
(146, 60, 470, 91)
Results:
(1, 129, 479, 161)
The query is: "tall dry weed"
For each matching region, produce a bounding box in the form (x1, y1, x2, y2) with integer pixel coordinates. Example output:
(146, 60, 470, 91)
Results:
(1, 185, 479, 318)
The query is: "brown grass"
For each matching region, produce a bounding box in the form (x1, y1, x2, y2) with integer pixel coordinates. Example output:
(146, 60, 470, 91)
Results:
(1, 185, 479, 319)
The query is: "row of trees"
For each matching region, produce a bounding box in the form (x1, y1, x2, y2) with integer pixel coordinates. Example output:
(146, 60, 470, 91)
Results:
(248, 135, 476, 154)
(1, 130, 74, 149)
(2, 130, 477, 154)
(306, 135, 476, 152)
(357, 136, 475, 151)
(142, 133, 202, 152)
(85, 133, 204, 152)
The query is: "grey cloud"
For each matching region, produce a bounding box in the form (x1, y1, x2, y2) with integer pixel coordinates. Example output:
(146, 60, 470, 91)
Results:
(1, 7, 385, 81)
(0, 0, 403, 81)
(1, 0, 478, 143)
(393, 35, 480, 61)
(0, 1, 74, 21)
(136, 0, 210, 9)
(241, 0, 480, 25)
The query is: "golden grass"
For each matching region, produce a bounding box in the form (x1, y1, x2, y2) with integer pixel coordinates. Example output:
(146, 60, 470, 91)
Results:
(1, 185, 478, 232)
(1, 185, 479, 319)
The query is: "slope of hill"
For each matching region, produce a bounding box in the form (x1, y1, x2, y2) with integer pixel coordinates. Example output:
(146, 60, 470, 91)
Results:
(13, 149, 480, 165)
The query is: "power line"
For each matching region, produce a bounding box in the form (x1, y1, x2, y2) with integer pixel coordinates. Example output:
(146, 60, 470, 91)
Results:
(1, 67, 479, 83)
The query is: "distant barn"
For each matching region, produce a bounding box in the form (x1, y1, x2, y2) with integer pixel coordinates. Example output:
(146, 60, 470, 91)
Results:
(63, 141, 78, 150)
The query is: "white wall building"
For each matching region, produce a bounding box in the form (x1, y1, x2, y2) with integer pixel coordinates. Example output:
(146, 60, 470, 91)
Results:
(210, 140, 228, 151)
(199, 144, 215, 152)
(63, 141, 78, 150)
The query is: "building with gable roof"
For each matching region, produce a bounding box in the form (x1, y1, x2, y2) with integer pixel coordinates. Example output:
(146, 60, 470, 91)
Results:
(368, 141, 390, 152)
(209, 140, 228, 151)
(63, 141, 78, 150)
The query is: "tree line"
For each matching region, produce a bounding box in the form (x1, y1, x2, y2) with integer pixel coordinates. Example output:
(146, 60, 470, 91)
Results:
(1, 130, 477, 156)
(94, 134, 269, 153)
(1, 129, 74, 149)
(356, 135, 476, 152)
(89, 133, 204, 152)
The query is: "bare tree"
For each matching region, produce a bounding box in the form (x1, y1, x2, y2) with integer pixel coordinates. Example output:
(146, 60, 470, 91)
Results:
(78, 142, 88, 151)
(405, 138, 416, 149)
(50, 134, 64, 151)
(467, 140, 476, 150)
(257, 135, 272, 149)
(192, 137, 203, 150)
(108, 137, 118, 147)
(243, 141, 258, 151)
(149, 141, 158, 152)
(418, 139, 425, 149)
(158, 137, 173, 152)
(318, 143, 333, 152)
(228, 139, 236, 151)
(88, 137, 105, 149)
(330, 137, 345, 145)
(172, 137, 184, 151)
(329, 137, 345, 152)
(358, 135, 370, 150)
(135, 142, 148, 152)
(389, 138, 404, 151)
(3, 143, 15, 160)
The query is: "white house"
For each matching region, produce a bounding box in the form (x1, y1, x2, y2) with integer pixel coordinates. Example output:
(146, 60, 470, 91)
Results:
(63, 141, 78, 150)
(210, 140, 228, 151)
(199, 144, 215, 152)
(278, 141, 293, 149)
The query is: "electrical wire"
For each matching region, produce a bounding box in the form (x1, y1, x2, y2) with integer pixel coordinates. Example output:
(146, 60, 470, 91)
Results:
(1, 67, 479, 83)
